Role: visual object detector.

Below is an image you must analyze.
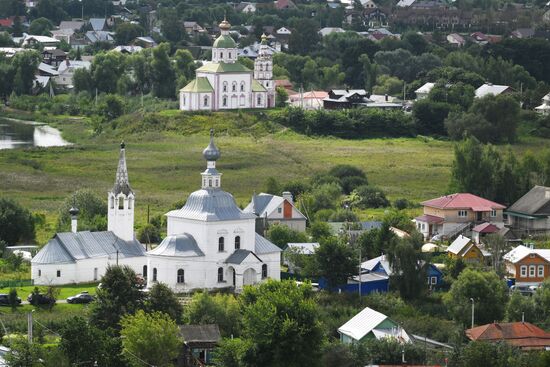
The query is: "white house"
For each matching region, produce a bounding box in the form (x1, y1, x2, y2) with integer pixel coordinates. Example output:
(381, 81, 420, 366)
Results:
(338, 307, 411, 344)
(318, 27, 345, 37)
(149, 131, 281, 291)
(287, 91, 328, 110)
(55, 60, 91, 88)
(179, 19, 274, 111)
(447, 33, 465, 47)
(243, 192, 307, 232)
(475, 83, 513, 98)
(414, 82, 434, 100)
(535, 93, 550, 115)
(22, 35, 60, 47)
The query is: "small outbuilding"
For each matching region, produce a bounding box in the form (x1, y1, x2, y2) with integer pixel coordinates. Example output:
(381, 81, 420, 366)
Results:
(178, 324, 221, 367)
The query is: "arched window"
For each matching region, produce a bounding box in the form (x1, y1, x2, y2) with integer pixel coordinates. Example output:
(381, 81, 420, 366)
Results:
(220, 52, 224, 59)
(235, 235, 241, 250)
(218, 237, 225, 252)
(232, 82, 237, 92)
(228, 52, 232, 59)
(203, 95, 209, 107)
(257, 95, 262, 105)
(223, 82, 227, 92)
(128, 198, 133, 209)
(143, 265, 147, 279)
(177, 269, 185, 283)
(259, 63, 263, 71)
(240, 83, 245, 92)
(118, 197, 124, 209)
(218, 267, 224, 282)
(262, 264, 268, 279)
(223, 96, 227, 106)
(153, 268, 157, 282)
(110, 196, 114, 209)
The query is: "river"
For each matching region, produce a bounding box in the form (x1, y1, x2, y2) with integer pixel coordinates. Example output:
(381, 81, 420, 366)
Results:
(0, 117, 71, 150)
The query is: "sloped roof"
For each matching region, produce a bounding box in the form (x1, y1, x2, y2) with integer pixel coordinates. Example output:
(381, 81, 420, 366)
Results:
(252, 79, 266, 92)
(472, 222, 500, 233)
(166, 188, 257, 222)
(475, 83, 512, 98)
(447, 235, 472, 255)
(361, 255, 392, 275)
(225, 249, 262, 264)
(504, 245, 550, 264)
(59, 20, 85, 30)
(243, 193, 306, 220)
(180, 77, 214, 93)
(213, 34, 236, 48)
(89, 18, 106, 31)
(285, 242, 319, 254)
(466, 322, 550, 349)
(196, 62, 251, 73)
(415, 82, 435, 94)
(507, 186, 550, 216)
(38, 62, 59, 76)
(147, 233, 204, 257)
(32, 231, 145, 264)
(415, 214, 444, 224)
(338, 307, 389, 341)
(254, 233, 282, 254)
(421, 193, 505, 211)
(179, 324, 221, 343)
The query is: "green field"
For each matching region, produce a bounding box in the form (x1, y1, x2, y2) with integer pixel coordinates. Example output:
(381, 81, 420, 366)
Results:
(1, 109, 548, 244)
(0, 283, 98, 300)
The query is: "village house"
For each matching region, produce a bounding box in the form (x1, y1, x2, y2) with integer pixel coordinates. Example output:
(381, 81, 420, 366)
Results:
(414, 82, 435, 100)
(323, 89, 370, 109)
(287, 91, 328, 110)
(283, 242, 318, 274)
(504, 245, 550, 287)
(475, 82, 514, 98)
(535, 93, 550, 115)
(466, 322, 550, 350)
(55, 59, 92, 89)
(446, 235, 486, 264)
(243, 191, 307, 233)
(22, 35, 60, 48)
(178, 324, 221, 367)
(41, 49, 67, 67)
(447, 33, 465, 47)
(506, 186, 550, 237)
(414, 193, 506, 240)
(338, 307, 411, 344)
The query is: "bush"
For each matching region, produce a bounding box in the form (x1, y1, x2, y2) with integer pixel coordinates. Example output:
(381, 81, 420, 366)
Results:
(328, 209, 359, 223)
(353, 185, 390, 209)
(393, 198, 410, 210)
(0, 197, 35, 244)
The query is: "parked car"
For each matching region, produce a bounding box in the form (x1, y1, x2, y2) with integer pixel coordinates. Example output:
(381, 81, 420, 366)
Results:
(27, 292, 56, 306)
(0, 293, 22, 306)
(510, 284, 537, 296)
(67, 291, 94, 304)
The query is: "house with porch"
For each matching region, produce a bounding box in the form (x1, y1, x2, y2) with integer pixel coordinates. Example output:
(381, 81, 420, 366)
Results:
(414, 193, 506, 240)
(504, 245, 550, 287)
(506, 186, 550, 237)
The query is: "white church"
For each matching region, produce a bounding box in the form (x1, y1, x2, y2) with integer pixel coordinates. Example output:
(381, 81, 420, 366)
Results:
(31, 132, 281, 291)
(179, 18, 275, 111)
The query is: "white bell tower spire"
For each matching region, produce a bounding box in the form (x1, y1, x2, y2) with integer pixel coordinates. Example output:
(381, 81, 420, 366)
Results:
(201, 129, 222, 189)
(108, 141, 135, 241)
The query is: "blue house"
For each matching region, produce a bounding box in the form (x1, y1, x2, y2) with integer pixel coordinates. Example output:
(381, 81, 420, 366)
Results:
(426, 263, 443, 289)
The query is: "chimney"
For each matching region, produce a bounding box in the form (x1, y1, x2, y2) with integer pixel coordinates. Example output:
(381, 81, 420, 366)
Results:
(69, 206, 79, 233)
(282, 191, 293, 204)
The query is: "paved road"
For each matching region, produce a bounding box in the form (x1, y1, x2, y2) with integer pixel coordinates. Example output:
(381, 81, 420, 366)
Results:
(20, 299, 68, 305)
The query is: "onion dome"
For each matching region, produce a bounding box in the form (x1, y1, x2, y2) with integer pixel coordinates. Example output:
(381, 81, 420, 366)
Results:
(69, 206, 79, 216)
(203, 129, 221, 161)
(219, 17, 231, 31)
(261, 33, 268, 45)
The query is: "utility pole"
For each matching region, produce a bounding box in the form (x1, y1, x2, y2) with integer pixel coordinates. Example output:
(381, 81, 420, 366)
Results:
(27, 311, 33, 343)
(470, 298, 475, 329)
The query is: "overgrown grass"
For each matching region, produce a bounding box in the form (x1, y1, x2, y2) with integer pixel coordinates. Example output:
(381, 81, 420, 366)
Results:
(0, 283, 98, 299)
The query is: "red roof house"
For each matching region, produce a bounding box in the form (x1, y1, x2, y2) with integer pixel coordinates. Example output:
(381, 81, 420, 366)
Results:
(466, 322, 550, 350)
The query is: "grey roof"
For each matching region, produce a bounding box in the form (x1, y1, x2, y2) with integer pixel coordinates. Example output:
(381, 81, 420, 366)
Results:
(225, 249, 262, 264)
(255, 233, 282, 254)
(203, 129, 220, 161)
(32, 231, 146, 264)
(89, 18, 106, 31)
(58, 21, 86, 31)
(244, 193, 272, 215)
(86, 31, 114, 43)
(166, 189, 257, 222)
(179, 324, 221, 343)
(507, 186, 550, 216)
(112, 143, 133, 196)
(147, 233, 204, 257)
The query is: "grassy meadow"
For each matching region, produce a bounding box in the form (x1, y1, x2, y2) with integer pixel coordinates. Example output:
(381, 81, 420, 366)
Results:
(1, 108, 548, 245)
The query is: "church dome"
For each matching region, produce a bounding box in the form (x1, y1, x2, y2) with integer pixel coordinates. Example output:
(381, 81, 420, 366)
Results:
(219, 18, 231, 31)
(147, 233, 204, 257)
(213, 34, 236, 49)
(203, 129, 221, 161)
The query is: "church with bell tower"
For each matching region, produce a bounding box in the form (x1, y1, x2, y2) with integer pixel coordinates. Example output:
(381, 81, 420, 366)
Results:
(179, 18, 275, 111)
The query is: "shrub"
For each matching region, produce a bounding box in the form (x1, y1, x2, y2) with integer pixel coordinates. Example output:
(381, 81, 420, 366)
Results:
(393, 198, 410, 210)
(353, 185, 390, 209)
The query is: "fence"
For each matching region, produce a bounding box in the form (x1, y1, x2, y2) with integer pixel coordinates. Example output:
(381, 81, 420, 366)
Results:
(0, 279, 34, 288)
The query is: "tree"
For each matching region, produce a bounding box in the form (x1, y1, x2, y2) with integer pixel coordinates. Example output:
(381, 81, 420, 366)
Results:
(8, 288, 18, 310)
(146, 282, 183, 323)
(90, 265, 145, 330)
(0, 197, 35, 244)
(72, 68, 93, 93)
(11, 50, 40, 95)
(266, 223, 307, 249)
(91, 52, 126, 94)
(0, 61, 14, 99)
(413, 99, 453, 136)
(314, 237, 356, 289)
(469, 94, 520, 143)
(212, 338, 252, 367)
(288, 19, 320, 55)
(360, 54, 378, 92)
(121, 310, 183, 367)
(309, 221, 332, 242)
(240, 280, 324, 367)
(185, 292, 242, 337)
(56, 190, 107, 232)
(59, 316, 109, 367)
(28, 17, 53, 36)
(275, 86, 288, 108)
(161, 12, 185, 43)
(506, 291, 537, 323)
(115, 23, 144, 45)
(0, 31, 15, 47)
(483, 234, 511, 277)
(98, 94, 125, 120)
(4, 338, 44, 367)
(387, 234, 427, 300)
(137, 223, 161, 245)
(444, 269, 508, 326)
(151, 43, 175, 98)
(352, 185, 390, 209)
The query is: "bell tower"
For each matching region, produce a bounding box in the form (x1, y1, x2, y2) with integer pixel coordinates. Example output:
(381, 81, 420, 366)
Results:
(107, 141, 135, 241)
(201, 129, 222, 189)
(254, 34, 275, 107)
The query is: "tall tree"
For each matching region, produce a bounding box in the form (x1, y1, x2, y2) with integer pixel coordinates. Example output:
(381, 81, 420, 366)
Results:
(146, 282, 183, 323)
(59, 316, 110, 367)
(151, 43, 175, 98)
(11, 50, 40, 95)
(386, 234, 427, 300)
(0, 197, 35, 244)
(314, 237, 356, 289)
(121, 310, 183, 367)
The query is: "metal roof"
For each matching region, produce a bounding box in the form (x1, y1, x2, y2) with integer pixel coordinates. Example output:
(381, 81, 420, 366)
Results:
(338, 307, 389, 341)
(179, 324, 221, 343)
(167, 188, 257, 222)
(225, 249, 262, 264)
(181, 77, 214, 93)
(475, 83, 512, 98)
(89, 18, 106, 31)
(243, 193, 306, 220)
(421, 193, 505, 211)
(255, 233, 282, 254)
(196, 62, 250, 73)
(447, 235, 472, 255)
(32, 231, 145, 264)
(112, 143, 133, 196)
(507, 186, 550, 216)
(213, 34, 236, 48)
(147, 233, 204, 257)
(252, 79, 267, 92)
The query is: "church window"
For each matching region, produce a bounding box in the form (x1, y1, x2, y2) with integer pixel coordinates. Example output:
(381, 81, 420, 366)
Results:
(218, 267, 224, 282)
(235, 236, 241, 250)
(229, 52, 232, 59)
(57, 270, 61, 277)
(177, 269, 185, 283)
(215, 179, 219, 186)
(128, 198, 133, 209)
(153, 268, 157, 282)
(223, 83, 227, 92)
(232, 82, 237, 92)
(204, 96, 209, 107)
(118, 197, 124, 210)
(223, 97, 227, 106)
(143, 265, 147, 279)
(262, 264, 268, 279)
(220, 52, 224, 59)
(240, 83, 244, 92)
(110, 196, 114, 209)
(38, 269, 41, 277)
(259, 64, 263, 71)
(219, 237, 225, 252)
(209, 178, 212, 187)
(257, 95, 262, 105)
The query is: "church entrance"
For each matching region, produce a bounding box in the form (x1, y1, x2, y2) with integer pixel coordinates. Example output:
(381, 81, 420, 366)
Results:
(227, 267, 236, 287)
(243, 268, 257, 286)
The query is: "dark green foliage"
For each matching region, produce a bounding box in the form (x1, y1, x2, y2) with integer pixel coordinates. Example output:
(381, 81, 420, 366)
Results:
(386, 234, 427, 300)
(212, 338, 253, 367)
(185, 292, 242, 337)
(266, 223, 307, 249)
(308, 222, 332, 242)
(151, 43, 176, 98)
(4, 338, 44, 367)
(264, 176, 280, 195)
(393, 198, 410, 210)
(59, 316, 112, 367)
(413, 99, 453, 136)
(275, 86, 288, 108)
(356, 223, 395, 259)
(56, 190, 107, 232)
(146, 282, 183, 323)
(137, 223, 161, 244)
(28, 17, 53, 36)
(314, 237, 356, 289)
(8, 288, 18, 310)
(11, 50, 41, 95)
(0, 197, 35, 244)
(98, 94, 125, 120)
(90, 265, 145, 330)
(115, 23, 144, 45)
(329, 209, 359, 223)
(353, 185, 390, 209)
